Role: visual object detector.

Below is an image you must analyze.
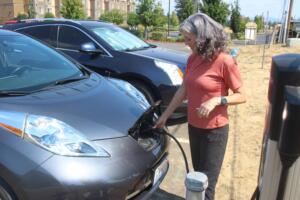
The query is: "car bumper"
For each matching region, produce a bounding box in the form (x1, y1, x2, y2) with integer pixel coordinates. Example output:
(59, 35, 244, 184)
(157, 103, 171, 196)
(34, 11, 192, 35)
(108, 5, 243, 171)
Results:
(13, 136, 169, 200)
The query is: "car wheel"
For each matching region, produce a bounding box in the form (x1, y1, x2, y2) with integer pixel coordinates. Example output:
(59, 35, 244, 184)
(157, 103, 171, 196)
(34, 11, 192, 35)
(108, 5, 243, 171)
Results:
(0, 180, 15, 200)
(129, 80, 156, 105)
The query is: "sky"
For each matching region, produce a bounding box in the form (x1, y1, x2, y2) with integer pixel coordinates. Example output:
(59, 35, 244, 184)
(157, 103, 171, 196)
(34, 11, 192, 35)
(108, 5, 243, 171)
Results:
(160, 0, 300, 21)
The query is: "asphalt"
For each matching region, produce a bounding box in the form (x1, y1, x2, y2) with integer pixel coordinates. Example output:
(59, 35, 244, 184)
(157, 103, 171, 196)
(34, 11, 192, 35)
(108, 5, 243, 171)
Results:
(149, 42, 192, 199)
(150, 123, 190, 199)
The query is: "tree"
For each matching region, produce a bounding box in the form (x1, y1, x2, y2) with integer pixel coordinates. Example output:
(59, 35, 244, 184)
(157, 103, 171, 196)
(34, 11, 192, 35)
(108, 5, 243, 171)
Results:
(27, 0, 36, 18)
(100, 9, 125, 25)
(136, 0, 155, 38)
(152, 3, 166, 27)
(60, 0, 86, 19)
(230, 0, 241, 33)
(127, 12, 140, 28)
(199, 0, 230, 25)
(254, 15, 264, 31)
(240, 16, 250, 31)
(44, 12, 55, 18)
(17, 13, 28, 20)
(170, 11, 179, 27)
(175, 0, 196, 22)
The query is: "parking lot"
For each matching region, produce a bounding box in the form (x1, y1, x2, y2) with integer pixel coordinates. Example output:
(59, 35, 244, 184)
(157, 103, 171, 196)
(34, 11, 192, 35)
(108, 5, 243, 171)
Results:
(1, 31, 300, 200)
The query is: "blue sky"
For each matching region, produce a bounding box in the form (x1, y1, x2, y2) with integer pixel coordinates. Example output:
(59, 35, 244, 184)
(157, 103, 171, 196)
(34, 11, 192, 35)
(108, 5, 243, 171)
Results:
(160, 0, 300, 21)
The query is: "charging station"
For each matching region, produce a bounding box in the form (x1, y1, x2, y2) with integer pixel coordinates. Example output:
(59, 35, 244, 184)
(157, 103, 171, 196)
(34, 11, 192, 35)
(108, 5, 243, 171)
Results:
(255, 54, 300, 200)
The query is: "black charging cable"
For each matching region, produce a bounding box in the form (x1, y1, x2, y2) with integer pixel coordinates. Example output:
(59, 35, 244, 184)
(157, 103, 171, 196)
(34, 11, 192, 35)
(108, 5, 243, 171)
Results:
(155, 128, 190, 173)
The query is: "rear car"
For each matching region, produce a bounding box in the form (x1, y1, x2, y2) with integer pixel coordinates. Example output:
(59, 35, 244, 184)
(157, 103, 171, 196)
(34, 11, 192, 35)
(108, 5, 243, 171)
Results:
(3, 19, 188, 124)
(0, 29, 169, 200)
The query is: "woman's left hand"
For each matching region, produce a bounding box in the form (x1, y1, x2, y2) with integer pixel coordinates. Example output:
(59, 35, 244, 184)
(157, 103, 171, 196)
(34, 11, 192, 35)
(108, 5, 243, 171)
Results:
(196, 97, 220, 118)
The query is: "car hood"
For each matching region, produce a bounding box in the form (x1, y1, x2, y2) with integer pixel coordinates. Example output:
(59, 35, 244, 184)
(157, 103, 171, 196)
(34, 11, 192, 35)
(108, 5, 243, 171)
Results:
(0, 74, 148, 140)
(128, 47, 188, 71)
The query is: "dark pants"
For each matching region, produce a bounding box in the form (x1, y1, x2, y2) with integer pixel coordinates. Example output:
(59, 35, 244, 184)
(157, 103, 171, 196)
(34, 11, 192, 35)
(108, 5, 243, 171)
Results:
(188, 124, 229, 200)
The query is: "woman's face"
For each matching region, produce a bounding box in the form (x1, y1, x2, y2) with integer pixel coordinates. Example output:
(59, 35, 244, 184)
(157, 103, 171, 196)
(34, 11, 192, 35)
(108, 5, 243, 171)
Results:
(182, 31, 197, 52)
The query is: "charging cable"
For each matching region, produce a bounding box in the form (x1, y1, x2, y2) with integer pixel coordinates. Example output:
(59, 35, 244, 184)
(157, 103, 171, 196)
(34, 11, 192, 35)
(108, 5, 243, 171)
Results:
(156, 128, 190, 173)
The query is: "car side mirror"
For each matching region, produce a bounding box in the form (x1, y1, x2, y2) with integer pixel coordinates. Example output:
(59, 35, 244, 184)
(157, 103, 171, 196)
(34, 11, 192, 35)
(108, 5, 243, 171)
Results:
(79, 42, 103, 54)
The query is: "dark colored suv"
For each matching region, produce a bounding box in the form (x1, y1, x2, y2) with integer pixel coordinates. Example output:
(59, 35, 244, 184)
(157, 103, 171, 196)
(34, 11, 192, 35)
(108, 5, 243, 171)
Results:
(4, 19, 188, 124)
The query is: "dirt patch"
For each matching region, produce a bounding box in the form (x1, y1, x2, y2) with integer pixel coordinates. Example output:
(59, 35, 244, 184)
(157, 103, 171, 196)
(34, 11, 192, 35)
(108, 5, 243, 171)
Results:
(217, 44, 300, 200)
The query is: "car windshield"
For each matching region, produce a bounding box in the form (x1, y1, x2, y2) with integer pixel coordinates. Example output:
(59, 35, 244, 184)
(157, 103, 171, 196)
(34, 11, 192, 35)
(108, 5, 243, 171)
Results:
(0, 35, 85, 92)
(90, 26, 150, 51)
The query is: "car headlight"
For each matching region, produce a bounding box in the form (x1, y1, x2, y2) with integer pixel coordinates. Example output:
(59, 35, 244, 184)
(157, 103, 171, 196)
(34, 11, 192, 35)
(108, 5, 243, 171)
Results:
(154, 60, 183, 85)
(0, 111, 110, 157)
(107, 78, 150, 109)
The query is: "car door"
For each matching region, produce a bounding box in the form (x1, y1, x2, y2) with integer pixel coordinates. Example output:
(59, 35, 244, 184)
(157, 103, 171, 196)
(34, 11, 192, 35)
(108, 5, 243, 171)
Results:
(57, 25, 116, 76)
(17, 25, 58, 47)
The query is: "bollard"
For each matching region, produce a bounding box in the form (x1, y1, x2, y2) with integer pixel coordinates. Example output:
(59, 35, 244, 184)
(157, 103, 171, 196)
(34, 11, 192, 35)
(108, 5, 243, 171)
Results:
(185, 171, 208, 200)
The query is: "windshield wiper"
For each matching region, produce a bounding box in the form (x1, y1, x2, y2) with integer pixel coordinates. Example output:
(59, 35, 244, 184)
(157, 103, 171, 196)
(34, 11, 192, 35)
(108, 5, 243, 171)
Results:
(54, 75, 88, 85)
(149, 44, 157, 48)
(29, 75, 89, 94)
(0, 91, 30, 96)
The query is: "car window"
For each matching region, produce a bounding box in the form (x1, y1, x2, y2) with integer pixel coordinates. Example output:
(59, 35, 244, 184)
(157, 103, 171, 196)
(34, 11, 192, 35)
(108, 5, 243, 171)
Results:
(90, 26, 150, 51)
(58, 26, 95, 50)
(0, 35, 84, 92)
(18, 25, 58, 47)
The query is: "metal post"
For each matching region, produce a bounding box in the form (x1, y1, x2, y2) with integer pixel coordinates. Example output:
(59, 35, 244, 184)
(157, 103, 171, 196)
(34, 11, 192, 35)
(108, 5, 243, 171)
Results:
(185, 172, 208, 200)
(279, 0, 288, 43)
(284, 0, 294, 45)
(167, 0, 170, 38)
(261, 35, 268, 69)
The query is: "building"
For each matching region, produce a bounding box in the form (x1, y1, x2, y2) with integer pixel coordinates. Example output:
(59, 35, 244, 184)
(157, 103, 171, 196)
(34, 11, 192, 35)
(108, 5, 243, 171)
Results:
(0, 0, 135, 23)
(0, 0, 30, 23)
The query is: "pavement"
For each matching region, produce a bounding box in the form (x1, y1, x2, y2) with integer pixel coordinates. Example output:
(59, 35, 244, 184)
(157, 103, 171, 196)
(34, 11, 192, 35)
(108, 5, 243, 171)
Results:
(149, 42, 192, 199)
(150, 123, 190, 199)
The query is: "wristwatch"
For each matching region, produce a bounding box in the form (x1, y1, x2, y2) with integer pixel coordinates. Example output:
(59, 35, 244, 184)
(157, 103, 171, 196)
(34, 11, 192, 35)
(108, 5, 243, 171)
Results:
(220, 96, 228, 106)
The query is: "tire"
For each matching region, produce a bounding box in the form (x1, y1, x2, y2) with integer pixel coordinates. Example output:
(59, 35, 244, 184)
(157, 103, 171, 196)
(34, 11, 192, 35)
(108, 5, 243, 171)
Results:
(128, 80, 156, 105)
(0, 180, 15, 200)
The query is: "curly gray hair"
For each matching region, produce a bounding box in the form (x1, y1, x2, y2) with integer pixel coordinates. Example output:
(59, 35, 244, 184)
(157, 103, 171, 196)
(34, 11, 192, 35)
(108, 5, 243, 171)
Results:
(179, 13, 227, 61)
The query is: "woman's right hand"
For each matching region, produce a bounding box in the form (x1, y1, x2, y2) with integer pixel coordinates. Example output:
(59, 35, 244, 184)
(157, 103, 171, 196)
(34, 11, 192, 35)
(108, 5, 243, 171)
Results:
(154, 114, 168, 129)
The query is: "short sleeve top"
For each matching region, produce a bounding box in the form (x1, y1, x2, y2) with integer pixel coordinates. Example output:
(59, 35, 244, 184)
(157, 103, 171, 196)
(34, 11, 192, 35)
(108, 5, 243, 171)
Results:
(184, 52, 242, 129)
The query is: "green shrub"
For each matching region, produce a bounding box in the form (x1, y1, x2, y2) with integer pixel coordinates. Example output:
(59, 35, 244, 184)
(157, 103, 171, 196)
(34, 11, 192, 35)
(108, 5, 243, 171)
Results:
(130, 29, 144, 38)
(99, 9, 124, 25)
(236, 32, 245, 40)
(231, 32, 245, 40)
(175, 35, 184, 42)
(123, 26, 144, 39)
(44, 12, 55, 18)
(150, 31, 166, 41)
(16, 13, 28, 20)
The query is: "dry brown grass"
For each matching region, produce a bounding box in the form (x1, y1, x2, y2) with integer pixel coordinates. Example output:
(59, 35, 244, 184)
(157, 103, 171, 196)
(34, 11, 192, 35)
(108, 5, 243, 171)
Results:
(217, 44, 300, 200)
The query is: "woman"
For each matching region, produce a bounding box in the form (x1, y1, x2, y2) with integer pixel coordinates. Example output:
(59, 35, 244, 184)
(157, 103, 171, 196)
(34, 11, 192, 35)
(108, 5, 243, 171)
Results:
(154, 13, 246, 200)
